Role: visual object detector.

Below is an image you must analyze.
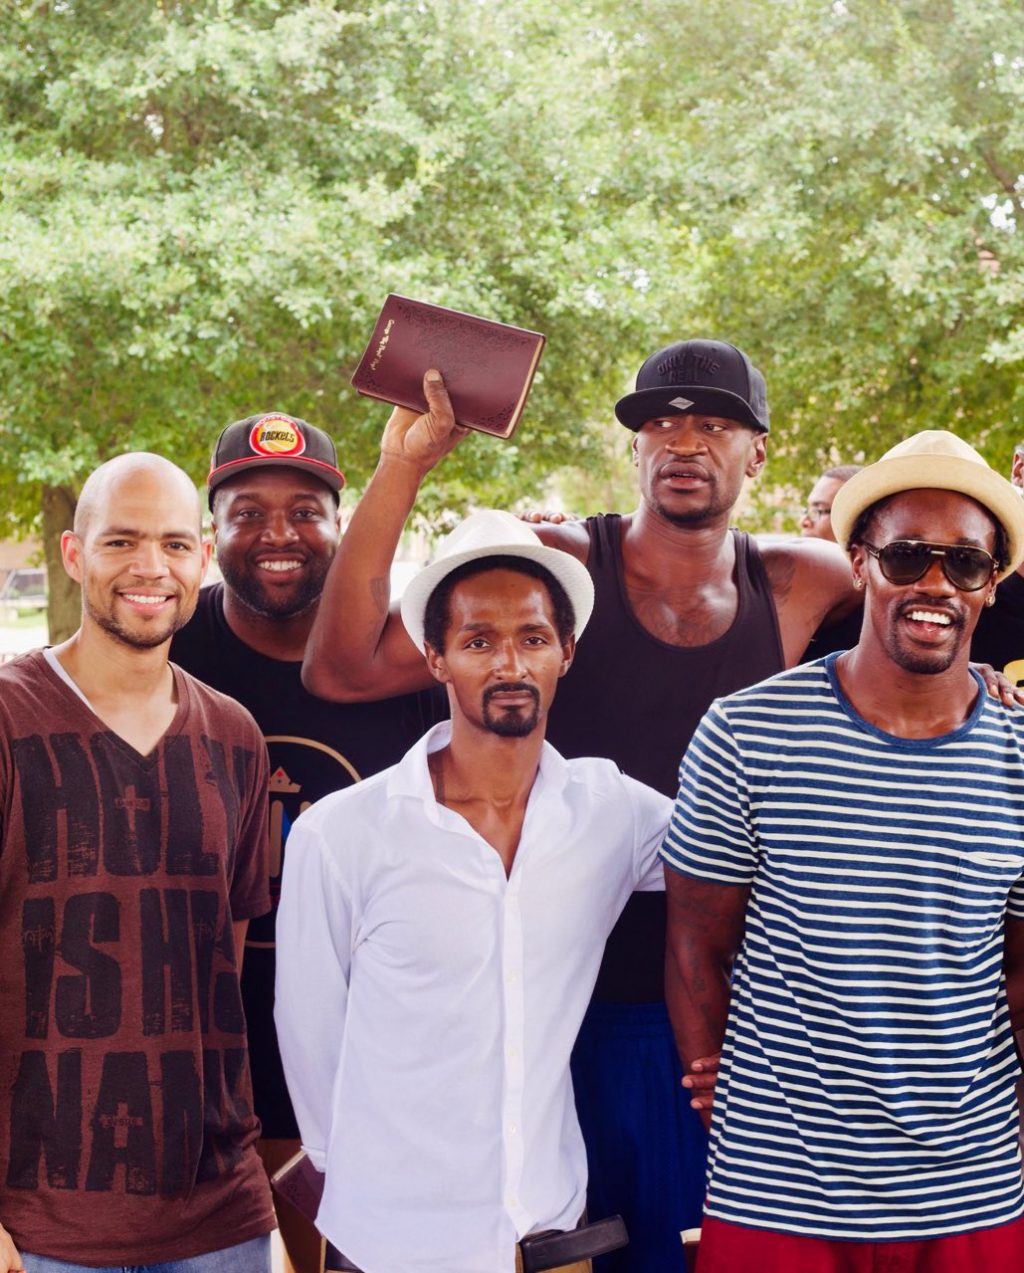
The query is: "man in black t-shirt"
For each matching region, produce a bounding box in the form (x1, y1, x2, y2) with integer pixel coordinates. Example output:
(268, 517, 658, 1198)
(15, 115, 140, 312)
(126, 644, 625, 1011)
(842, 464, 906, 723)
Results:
(171, 414, 444, 1273)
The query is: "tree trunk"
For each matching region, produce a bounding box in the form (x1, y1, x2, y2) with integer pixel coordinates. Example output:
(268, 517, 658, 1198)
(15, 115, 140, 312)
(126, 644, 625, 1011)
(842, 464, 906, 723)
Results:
(41, 483, 80, 643)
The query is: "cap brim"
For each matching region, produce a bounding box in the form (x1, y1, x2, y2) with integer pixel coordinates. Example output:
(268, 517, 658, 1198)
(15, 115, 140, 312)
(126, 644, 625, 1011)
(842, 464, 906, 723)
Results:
(831, 456, 1024, 581)
(207, 454, 346, 503)
(614, 385, 768, 432)
(400, 542, 595, 654)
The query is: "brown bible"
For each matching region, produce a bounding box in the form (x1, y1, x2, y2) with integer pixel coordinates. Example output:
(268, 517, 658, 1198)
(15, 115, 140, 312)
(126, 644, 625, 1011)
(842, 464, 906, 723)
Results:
(350, 294, 546, 438)
(270, 1149, 324, 1223)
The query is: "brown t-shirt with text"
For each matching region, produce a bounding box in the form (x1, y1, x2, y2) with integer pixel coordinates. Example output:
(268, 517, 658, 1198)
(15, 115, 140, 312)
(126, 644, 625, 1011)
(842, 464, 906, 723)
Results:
(0, 651, 274, 1266)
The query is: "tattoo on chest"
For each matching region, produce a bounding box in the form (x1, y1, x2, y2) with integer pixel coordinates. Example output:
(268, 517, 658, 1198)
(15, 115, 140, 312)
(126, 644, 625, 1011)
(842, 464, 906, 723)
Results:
(627, 583, 739, 647)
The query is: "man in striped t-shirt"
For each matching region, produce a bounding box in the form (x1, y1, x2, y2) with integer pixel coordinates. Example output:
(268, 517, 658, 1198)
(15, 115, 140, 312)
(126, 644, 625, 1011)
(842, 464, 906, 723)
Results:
(663, 430, 1024, 1271)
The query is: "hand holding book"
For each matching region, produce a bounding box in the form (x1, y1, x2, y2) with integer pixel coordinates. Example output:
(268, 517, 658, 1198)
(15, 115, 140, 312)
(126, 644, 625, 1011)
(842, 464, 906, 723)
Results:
(379, 371, 470, 478)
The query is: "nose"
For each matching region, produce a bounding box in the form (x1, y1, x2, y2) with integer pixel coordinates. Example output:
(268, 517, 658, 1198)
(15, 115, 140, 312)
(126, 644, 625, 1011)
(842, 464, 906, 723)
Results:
(916, 554, 957, 595)
(493, 637, 528, 680)
(259, 510, 299, 544)
(129, 539, 169, 577)
(799, 510, 815, 533)
(664, 420, 708, 455)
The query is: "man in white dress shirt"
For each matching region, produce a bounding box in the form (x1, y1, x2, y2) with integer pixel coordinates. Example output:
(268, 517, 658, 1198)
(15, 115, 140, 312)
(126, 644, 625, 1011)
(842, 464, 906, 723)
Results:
(275, 512, 671, 1273)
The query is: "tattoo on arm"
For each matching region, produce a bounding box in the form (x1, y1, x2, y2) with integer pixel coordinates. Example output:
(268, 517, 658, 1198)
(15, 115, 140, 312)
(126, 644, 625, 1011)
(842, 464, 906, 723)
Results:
(369, 576, 390, 617)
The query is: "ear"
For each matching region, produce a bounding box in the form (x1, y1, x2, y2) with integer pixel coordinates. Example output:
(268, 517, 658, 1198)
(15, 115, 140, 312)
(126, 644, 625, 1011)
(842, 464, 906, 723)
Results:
(200, 538, 213, 577)
(848, 542, 868, 592)
(746, 433, 768, 479)
(60, 530, 83, 584)
(631, 436, 639, 467)
(1013, 450, 1024, 489)
(557, 633, 576, 678)
(424, 641, 451, 685)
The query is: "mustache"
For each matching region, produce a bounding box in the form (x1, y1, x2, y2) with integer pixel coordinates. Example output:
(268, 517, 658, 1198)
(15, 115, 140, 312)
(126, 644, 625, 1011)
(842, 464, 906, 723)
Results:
(483, 682, 540, 706)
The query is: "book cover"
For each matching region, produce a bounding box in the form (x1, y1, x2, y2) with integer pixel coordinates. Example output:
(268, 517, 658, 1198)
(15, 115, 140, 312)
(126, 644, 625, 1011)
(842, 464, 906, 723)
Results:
(350, 294, 546, 438)
(270, 1149, 324, 1223)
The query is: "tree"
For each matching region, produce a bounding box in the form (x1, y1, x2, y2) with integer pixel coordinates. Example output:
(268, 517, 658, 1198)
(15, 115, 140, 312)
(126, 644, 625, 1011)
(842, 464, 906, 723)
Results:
(0, 0, 679, 637)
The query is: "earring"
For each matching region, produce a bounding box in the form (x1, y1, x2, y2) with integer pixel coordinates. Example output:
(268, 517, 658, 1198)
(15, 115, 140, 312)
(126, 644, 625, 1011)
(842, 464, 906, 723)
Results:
(985, 592, 997, 607)
(853, 577, 864, 591)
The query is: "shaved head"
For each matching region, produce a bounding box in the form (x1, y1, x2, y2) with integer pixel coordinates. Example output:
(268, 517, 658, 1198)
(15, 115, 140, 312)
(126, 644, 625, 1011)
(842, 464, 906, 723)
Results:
(74, 453, 202, 538)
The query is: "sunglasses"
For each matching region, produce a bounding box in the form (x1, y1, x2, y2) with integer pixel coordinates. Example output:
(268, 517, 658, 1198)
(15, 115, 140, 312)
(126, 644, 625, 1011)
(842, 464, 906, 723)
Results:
(860, 539, 996, 592)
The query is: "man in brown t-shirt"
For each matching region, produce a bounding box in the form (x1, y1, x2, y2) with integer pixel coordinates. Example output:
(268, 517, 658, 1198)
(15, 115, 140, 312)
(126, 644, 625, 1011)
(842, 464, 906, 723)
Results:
(0, 454, 275, 1272)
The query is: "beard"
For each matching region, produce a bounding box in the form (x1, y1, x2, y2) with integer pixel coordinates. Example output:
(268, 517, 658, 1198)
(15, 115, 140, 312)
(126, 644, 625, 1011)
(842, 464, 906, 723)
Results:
(218, 553, 330, 620)
(84, 596, 188, 650)
(481, 682, 542, 737)
(883, 602, 969, 675)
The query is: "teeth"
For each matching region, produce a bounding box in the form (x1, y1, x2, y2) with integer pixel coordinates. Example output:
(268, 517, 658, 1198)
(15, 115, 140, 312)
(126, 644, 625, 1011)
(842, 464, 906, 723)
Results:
(908, 610, 951, 626)
(258, 560, 301, 573)
(122, 594, 167, 606)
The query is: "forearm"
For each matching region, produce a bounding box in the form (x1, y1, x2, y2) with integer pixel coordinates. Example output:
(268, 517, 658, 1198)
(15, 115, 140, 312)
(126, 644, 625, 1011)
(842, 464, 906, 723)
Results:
(665, 934, 733, 1074)
(664, 871, 748, 1129)
(302, 453, 429, 700)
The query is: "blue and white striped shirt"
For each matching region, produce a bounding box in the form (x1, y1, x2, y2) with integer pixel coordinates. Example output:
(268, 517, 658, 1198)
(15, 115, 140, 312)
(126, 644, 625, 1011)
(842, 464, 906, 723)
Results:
(661, 655, 1024, 1241)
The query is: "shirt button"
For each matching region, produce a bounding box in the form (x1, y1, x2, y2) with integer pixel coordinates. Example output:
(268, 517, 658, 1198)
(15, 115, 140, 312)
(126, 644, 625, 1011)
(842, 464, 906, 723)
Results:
(509, 1123, 518, 1134)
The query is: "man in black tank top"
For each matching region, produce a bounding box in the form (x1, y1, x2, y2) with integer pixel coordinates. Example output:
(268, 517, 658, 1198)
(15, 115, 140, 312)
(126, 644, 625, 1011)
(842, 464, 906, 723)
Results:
(301, 346, 862, 1271)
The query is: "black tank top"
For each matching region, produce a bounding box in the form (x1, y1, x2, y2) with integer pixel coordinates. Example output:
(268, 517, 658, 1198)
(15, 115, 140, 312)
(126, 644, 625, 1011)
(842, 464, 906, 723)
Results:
(545, 514, 785, 1002)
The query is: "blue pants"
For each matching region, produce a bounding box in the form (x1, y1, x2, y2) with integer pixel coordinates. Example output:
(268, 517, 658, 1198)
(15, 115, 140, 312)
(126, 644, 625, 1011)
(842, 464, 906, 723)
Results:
(22, 1235, 272, 1273)
(571, 1000, 708, 1273)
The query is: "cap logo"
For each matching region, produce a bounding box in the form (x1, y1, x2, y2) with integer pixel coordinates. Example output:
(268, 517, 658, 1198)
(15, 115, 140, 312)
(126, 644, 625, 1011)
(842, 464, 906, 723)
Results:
(656, 353, 720, 378)
(669, 397, 695, 411)
(249, 415, 305, 458)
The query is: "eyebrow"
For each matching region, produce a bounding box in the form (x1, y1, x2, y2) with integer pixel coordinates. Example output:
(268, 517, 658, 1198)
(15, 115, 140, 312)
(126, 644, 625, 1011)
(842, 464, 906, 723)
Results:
(97, 525, 200, 542)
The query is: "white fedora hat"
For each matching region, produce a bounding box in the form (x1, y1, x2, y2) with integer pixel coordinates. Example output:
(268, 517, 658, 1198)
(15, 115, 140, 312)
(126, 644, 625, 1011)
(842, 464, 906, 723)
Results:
(400, 510, 595, 653)
(831, 429, 1024, 581)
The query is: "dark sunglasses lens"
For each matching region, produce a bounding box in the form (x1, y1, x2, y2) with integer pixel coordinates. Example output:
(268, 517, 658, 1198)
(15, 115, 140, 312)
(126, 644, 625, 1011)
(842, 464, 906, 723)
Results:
(878, 543, 930, 584)
(944, 547, 994, 590)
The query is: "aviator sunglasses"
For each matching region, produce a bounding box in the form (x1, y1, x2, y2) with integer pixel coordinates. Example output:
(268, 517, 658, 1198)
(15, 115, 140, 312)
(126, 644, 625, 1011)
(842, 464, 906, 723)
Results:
(860, 539, 997, 592)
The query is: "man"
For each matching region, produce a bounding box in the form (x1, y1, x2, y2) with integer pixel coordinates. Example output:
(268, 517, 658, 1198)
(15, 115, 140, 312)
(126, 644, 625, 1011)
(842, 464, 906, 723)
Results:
(301, 343, 863, 1268)
(170, 414, 444, 1273)
(967, 439, 1024, 683)
(276, 512, 671, 1273)
(798, 464, 864, 658)
(799, 463, 863, 541)
(663, 430, 1024, 1270)
(0, 454, 274, 1273)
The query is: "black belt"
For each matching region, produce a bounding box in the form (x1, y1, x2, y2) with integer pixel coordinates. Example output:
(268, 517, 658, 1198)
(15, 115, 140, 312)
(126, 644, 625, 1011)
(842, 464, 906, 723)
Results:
(324, 1214, 628, 1272)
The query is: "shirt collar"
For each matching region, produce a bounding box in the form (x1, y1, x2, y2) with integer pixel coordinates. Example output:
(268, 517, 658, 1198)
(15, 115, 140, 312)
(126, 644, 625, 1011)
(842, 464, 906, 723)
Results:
(387, 721, 571, 809)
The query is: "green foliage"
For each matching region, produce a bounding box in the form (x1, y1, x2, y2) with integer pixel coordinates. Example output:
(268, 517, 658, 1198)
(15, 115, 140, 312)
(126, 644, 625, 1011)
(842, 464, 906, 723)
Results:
(1, 0, 1023, 547)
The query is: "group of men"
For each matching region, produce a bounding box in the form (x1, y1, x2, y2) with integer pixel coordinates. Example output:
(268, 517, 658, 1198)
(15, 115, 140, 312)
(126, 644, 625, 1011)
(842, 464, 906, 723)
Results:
(2, 338, 1024, 1273)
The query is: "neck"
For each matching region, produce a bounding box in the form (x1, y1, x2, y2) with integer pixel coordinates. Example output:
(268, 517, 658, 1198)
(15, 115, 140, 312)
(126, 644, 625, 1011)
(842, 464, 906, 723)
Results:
(53, 623, 173, 702)
(835, 643, 979, 739)
(623, 503, 735, 579)
(434, 716, 545, 806)
(221, 588, 317, 662)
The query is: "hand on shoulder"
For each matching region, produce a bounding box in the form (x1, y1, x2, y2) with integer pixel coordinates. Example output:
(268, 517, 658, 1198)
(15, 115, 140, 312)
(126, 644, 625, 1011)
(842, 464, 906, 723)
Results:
(529, 516, 592, 564)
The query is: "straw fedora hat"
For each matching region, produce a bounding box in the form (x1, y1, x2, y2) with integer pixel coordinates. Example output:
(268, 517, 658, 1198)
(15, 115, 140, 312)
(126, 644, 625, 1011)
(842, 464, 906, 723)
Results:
(830, 430, 1024, 581)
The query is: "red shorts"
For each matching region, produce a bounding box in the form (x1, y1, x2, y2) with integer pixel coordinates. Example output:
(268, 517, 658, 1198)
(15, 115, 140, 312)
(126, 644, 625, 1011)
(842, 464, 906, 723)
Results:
(698, 1214, 1024, 1272)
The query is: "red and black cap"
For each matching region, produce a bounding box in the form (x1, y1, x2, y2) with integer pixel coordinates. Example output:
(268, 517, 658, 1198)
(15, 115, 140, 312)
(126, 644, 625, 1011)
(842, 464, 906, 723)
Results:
(614, 339, 769, 433)
(207, 413, 346, 506)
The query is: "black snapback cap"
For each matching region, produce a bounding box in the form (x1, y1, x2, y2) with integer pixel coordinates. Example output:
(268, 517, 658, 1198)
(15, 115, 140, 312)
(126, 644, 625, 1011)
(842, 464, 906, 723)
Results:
(207, 413, 345, 507)
(614, 339, 769, 433)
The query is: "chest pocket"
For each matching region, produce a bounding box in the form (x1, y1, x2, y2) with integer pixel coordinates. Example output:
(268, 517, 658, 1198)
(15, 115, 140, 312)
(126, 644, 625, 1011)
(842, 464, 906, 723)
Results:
(952, 850, 1024, 921)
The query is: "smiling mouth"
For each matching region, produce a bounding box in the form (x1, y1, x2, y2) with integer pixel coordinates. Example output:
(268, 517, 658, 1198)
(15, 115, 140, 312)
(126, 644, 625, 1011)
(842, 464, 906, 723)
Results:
(257, 559, 303, 574)
(906, 608, 953, 627)
(120, 593, 172, 607)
